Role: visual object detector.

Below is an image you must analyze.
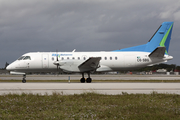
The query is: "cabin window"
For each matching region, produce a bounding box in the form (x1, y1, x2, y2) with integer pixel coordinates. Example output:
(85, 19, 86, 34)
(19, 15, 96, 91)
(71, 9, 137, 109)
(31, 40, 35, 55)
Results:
(105, 57, 107, 60)
(61, 57, 64, 60)
(78, 57, 80, 60)
(67, 57, 69, 60)
(18, 56, 25, 60)
(52, 57, 54, 61)
(72, 57, 75, 60)
(23, 56, 31, 60)
(110, 57, 112, 60)
(115, 57, 118, 60)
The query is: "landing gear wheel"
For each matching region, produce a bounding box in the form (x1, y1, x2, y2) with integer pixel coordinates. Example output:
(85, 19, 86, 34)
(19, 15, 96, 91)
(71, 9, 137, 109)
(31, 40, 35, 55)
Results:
(22, 78, 26, 83)
(80, 78, 85, 83)
(86, 78, 92, 83)
(22, 74, 26, 83)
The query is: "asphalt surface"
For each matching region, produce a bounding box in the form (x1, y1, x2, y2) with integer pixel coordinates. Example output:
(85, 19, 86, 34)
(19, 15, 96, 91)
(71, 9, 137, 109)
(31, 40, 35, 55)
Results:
(0, 74, 180, 95)
(1, 74, 180, 80)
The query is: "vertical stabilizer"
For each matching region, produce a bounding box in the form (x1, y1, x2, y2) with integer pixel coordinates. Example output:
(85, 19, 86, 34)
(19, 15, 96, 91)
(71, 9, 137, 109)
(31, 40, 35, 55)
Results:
(146, 22, 173, 54)
(113, 22, 174, 54)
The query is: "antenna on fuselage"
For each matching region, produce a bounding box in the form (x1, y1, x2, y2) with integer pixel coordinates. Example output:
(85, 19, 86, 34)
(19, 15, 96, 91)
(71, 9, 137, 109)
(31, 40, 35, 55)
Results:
(72, 49, 76, 52)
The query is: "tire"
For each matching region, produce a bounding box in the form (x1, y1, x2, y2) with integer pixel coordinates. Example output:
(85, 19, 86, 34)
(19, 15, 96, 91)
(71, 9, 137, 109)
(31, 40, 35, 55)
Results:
(80, 78, 85, 83)
(22, 79, 26, 83)
(86, 78, 92, 83)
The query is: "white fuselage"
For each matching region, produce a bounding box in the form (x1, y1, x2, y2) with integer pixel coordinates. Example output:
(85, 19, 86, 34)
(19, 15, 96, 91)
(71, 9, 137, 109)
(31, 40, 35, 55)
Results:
(6, 51, 173, 73)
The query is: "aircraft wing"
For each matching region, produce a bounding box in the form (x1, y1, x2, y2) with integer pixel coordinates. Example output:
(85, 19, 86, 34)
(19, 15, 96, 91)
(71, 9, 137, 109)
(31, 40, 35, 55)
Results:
(148, 47, 166, 58)
(78, 57, 101, 71)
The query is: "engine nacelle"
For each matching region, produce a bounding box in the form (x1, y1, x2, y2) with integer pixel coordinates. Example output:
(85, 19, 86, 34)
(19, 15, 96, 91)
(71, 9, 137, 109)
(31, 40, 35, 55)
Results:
(10, 71, 26, 75)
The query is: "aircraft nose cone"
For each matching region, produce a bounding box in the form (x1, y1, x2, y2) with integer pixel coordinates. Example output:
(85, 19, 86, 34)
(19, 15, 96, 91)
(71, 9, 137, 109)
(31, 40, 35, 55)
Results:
(6, 65, 11, 71)
(6, 64, 15, 71)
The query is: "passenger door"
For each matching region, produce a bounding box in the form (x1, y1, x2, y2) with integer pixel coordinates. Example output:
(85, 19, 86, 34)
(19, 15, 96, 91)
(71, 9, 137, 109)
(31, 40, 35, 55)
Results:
(42, 54, 49, 68)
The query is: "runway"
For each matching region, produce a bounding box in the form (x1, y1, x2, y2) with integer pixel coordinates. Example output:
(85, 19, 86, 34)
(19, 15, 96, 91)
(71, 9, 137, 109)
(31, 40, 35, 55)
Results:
(0, 83, 180, 95)
(1, 74, 180, 80)
(1, 74, 180, 95)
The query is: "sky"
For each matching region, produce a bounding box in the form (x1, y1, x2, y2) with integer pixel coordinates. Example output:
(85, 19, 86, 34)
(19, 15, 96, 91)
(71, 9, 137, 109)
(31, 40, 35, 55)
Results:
(0, 0, 180, 68)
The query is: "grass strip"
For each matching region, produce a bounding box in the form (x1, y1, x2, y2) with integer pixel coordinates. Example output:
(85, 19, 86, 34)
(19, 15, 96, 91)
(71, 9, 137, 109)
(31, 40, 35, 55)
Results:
(0, 92, 180, 119)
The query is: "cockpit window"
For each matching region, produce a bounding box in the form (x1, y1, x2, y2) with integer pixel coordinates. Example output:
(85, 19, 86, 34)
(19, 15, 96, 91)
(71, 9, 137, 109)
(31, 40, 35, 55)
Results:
(18, 56, 25, 60)
(23, 56, 31, 60)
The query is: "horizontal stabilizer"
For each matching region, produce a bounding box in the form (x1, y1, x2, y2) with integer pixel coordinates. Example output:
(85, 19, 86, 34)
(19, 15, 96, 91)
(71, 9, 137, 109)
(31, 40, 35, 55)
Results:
(148, 60, 167, 66)
(148, 47, 166, 58)
(78, 57, 101, 70)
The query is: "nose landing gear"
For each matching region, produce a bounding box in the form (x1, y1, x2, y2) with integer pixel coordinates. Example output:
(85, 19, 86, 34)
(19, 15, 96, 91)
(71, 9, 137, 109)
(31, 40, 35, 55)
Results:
(22, 74, 26, 83)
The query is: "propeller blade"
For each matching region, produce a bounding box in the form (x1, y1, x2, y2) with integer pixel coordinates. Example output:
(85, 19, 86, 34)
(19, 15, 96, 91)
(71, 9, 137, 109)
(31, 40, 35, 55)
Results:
(56, 50, 59, 72)
(56, 50, 59, 61)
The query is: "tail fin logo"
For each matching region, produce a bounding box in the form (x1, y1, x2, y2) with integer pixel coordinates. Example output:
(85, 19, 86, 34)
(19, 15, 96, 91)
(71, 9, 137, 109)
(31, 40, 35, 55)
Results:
(159, 23, 173, 55)
(112, 22, 173, 54)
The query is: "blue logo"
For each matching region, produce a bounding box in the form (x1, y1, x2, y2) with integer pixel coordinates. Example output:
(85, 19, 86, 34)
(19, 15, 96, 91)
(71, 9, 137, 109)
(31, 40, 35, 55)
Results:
(52, 54, 73, 57)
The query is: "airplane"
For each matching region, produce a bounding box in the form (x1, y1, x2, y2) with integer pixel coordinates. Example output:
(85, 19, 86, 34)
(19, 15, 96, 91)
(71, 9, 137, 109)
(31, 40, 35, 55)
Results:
(6, 21, 174, 83)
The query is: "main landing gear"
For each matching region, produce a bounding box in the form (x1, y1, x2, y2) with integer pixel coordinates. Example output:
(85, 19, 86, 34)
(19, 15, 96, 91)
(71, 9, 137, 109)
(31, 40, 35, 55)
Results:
(80, 72, 92, 83)
(22, 74, 26, 83)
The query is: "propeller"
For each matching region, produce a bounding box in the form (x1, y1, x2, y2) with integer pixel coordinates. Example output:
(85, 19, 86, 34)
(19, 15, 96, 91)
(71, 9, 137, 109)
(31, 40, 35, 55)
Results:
(53, 50, 60, 71)
(56, 52, 58, 71)
(56, 50, 59, 71)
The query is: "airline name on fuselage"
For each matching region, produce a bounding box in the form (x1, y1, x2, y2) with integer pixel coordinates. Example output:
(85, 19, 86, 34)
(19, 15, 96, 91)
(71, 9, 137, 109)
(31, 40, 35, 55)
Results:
(52, 53, 73, 57)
